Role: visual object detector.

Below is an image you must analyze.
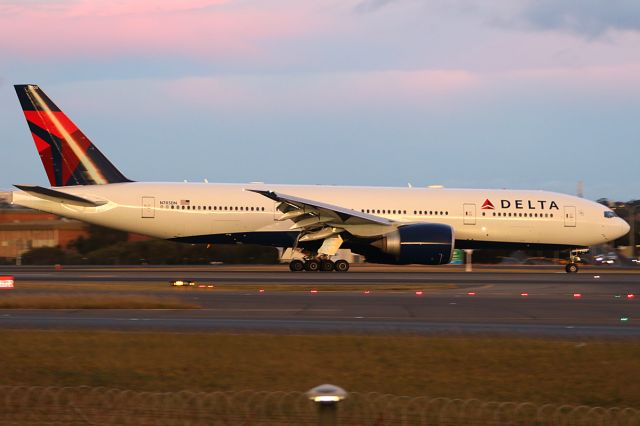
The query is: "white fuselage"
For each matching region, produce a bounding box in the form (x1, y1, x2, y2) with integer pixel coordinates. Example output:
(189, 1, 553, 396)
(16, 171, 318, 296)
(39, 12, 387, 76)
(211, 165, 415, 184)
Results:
(11, 182, 629, 250)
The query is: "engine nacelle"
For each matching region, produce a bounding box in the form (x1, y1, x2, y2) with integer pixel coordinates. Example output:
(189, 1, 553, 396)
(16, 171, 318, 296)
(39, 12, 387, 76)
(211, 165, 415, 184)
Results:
(369, 223, 454, 265)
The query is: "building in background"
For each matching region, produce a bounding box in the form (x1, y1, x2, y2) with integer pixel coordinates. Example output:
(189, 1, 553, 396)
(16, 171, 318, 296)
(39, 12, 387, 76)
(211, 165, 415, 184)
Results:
(0, 203, 88, 262)
(0, 201, 150, 264)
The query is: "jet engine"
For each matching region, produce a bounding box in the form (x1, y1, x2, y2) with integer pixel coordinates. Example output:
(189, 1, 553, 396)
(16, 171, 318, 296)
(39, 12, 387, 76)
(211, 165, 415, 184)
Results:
(367, 223, 454, 265)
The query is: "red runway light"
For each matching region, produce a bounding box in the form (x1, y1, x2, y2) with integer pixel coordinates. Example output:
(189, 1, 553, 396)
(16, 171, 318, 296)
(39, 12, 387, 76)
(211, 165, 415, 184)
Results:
(363, 290, 371, 295)
(467, 292, 476, 296)
(415, 290, 424, 296)
(520, 292, 529, 297)
(310, 289, 318, 294)
(198, 285, 206, 288)
(573, 293, 582, 298)
(259, 288, 265, 293)
(628, 294, 635, 299)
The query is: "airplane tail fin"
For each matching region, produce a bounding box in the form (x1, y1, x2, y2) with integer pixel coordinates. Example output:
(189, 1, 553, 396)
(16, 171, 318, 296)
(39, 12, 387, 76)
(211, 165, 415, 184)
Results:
(14, 84, 131, 186)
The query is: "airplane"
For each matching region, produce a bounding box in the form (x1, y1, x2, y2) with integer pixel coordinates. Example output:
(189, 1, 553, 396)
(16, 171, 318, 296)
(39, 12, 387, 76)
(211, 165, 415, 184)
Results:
(8, 84, 630, 273)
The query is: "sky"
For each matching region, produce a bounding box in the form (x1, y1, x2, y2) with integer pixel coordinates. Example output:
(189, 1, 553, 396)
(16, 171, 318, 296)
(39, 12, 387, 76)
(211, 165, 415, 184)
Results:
(0, 0, 639, 200)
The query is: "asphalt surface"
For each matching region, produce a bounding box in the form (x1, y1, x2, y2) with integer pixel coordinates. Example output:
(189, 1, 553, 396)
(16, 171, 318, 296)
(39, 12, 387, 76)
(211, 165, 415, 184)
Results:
(1, 265, 639, 336)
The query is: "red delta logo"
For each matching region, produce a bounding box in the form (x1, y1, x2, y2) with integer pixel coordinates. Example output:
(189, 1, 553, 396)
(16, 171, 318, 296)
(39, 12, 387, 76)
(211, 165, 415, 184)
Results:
(481, 199, 495, 210)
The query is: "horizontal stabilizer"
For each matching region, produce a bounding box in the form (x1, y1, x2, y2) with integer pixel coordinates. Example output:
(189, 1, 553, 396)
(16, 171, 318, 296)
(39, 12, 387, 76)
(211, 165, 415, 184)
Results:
(14, 184, 106, 207)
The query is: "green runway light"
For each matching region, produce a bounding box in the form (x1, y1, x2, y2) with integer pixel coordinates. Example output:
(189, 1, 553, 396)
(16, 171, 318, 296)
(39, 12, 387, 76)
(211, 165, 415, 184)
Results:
(614, 295, 622, 298)
(620, 317, 629, 322)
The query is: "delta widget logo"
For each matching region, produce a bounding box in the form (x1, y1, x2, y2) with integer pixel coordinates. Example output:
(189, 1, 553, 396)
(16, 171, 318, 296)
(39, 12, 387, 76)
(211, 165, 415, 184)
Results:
(481, 199, 495, 210)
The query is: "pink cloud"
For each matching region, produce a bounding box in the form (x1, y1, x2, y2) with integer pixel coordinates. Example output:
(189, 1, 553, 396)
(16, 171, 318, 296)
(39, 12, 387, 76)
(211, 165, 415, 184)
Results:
(0, 0, 319, 58)
(490, 64, 640, 95)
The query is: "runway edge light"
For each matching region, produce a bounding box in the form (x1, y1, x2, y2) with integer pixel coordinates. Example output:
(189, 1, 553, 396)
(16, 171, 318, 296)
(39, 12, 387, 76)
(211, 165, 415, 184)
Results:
(306, 383, 348, 425)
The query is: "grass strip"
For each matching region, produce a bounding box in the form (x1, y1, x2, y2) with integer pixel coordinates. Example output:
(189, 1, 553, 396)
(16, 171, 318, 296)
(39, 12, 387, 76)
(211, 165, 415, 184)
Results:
(0, 294, 199, 309)
(0, 330, 638, 408)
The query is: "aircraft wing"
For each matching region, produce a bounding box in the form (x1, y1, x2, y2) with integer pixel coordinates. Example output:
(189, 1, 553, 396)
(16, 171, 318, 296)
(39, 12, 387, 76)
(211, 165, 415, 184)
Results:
(248, 189, 393, 228)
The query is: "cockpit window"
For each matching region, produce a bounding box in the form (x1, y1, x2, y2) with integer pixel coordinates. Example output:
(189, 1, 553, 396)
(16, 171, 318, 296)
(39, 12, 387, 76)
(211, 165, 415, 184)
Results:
(604, 211, 616, 218)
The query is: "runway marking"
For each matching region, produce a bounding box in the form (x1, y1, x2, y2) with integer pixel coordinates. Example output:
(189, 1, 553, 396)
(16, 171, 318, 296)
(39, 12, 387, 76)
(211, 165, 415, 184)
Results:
(205, 308, 340, 312)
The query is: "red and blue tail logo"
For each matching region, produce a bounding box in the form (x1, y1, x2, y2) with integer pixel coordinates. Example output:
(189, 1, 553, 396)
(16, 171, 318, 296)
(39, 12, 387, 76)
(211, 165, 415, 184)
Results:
(15, 84, 130, 187)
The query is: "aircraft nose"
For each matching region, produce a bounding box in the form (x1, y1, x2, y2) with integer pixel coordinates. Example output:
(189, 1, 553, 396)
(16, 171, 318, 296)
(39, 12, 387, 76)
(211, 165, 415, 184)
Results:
(620, 219, 631, 237)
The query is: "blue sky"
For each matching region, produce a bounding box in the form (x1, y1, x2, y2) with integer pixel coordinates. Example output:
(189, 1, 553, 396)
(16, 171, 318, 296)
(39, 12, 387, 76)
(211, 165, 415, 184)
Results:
(0, 0, 639, 200)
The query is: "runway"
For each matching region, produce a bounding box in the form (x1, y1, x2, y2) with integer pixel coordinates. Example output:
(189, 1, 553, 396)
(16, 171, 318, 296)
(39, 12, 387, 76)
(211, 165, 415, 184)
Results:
(1, 265, 639, 336)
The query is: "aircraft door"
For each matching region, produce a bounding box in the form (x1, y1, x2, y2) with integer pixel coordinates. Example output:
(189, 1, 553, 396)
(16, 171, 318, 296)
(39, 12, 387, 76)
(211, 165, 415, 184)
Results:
(564, 206, 576, 227)
(141, 197, 155, 218)
(463, 203, 476, 225)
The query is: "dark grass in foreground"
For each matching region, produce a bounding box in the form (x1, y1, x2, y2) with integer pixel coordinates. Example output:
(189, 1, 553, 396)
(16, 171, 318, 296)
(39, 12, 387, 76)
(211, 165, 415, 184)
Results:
(0, 331, 639, 408)
(0, 294, 199, 309)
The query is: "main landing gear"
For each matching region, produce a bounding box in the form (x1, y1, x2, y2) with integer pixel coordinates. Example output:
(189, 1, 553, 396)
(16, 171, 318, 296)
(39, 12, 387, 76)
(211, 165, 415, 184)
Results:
(565, 249, 588, 273)
(289, 258, 350, 272)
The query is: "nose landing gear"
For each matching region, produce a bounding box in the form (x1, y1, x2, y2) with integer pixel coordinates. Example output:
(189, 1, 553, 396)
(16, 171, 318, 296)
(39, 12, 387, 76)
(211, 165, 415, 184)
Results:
(565, 249, 588, 273)
(565, 263, 579, 273)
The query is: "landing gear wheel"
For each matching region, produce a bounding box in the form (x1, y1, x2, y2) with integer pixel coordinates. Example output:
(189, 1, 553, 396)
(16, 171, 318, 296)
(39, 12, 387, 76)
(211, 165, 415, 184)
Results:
(319, 260, 335, 272)
(334, 259, 350, 272)
(565, 263, 579, 274)
(289, 259, 305, 272)
(305, 259, 320, 272)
